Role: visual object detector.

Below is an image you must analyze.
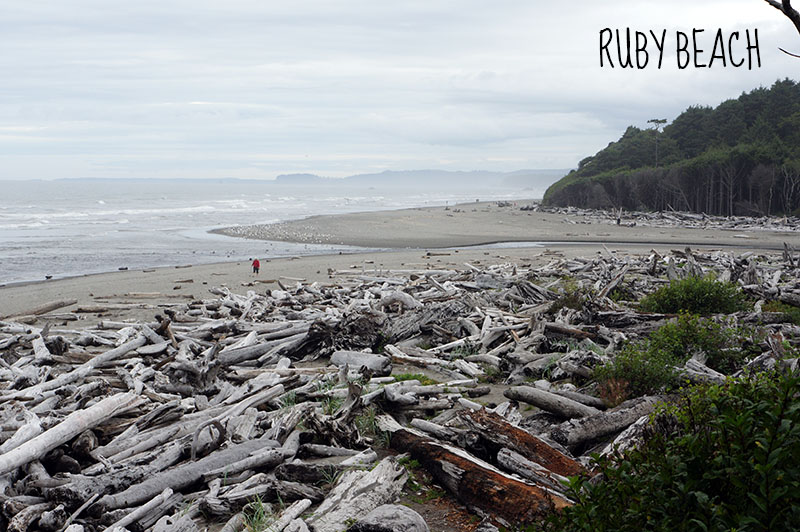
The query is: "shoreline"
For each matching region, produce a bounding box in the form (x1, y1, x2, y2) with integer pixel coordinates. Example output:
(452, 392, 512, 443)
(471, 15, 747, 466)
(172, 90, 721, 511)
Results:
(214, 200, 798, 249)
(3, 236, 777, 292)
(0, 245, 615, 322)
(2, 201, 795, 321)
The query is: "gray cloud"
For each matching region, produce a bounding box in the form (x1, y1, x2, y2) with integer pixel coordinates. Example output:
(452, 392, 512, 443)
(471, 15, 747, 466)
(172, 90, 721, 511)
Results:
(0, 1, 796, 179)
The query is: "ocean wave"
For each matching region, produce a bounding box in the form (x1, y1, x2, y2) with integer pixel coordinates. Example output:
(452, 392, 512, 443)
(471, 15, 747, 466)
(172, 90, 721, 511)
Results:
(0, 185, 531, 284)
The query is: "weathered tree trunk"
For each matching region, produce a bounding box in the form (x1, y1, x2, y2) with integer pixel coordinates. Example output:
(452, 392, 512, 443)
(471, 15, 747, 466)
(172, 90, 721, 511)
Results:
(329, 350, 391, 376)
(496, 448, 570, 495)
(269, 498, 312, 532)
(97, 434, 279, 510)
(779, 291, 800, 308)
(550, 395, 665, 453)
(48, 441, 184, 508)
(544, 322, 597, 340)
(105, 487, 175, 531)
(4, 299, 77, 319)
(306, 458, 407, 532)
(202, 448, 287, 481)
(8, 502, 53, 532)
(381, 417, 572, 528)
(458, 409, 584, 477)
(0, 392, 142, 476)
(504, 385, 601, 419)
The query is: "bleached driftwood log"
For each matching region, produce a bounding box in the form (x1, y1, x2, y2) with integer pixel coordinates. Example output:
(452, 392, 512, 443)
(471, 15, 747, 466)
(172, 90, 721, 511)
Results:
(504, 385, 601, 419)
(97, 433, 282, 510)
(105, 487, 175, 531)
(0, 392, 142, 476)
(329, 350, 392, 376)
(305, 457, 407, 532)
(551, 395, 665, 453)
(3, 299, 78, 319)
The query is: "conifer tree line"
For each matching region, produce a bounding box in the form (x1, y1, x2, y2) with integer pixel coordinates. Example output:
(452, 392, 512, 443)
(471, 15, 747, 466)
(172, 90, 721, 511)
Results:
(543, 79, 800, 216)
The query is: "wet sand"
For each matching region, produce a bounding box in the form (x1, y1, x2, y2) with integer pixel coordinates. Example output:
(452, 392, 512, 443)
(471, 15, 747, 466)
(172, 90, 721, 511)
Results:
(2, 201, 793, 322)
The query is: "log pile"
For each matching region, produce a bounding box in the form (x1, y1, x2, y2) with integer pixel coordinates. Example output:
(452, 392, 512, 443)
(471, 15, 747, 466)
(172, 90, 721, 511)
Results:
(524, 203, 800, 234)
(1, 246, 799, 531)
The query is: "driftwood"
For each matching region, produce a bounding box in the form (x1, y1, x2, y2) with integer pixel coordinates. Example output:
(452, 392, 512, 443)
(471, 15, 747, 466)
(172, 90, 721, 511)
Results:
(0, 393, 141, 476)
(98, 433, 282, 510)
(457, 409, 584, 478)
(306, 458, 407, 532)
(329, 350, 392, 376)
(105, 487, 175, 531)
(551, 396, 665, 453)
(496, 448, 570, 495)
(383, 420, 572, 528)
(1, 335, 147, 401)
(0, 245, 796, 530)
(8, 502, 54, 532)
(504, 386, 601, 419)
(4, 299, 77, 319)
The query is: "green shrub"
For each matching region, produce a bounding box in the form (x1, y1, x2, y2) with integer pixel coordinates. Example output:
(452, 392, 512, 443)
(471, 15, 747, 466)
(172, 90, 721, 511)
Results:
(549, 279, 589, 315)
(549, 292, 585, 315)
(393, 373, 438, 386)
(594, 343, 680, 401)
(608, 284, 637, 302)
(242, 494, 275, 531)
(640, 275, 745, 315)
(595, 313, 760, 400)
(354, 405, 391, 447)
(647, 312, 754, 374)
(539, 372, 800, 532)
(763, 300, 800, 325)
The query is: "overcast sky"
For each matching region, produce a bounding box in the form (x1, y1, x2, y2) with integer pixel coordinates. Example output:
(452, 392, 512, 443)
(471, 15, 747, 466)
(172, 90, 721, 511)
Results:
(0, 1, 797, 180)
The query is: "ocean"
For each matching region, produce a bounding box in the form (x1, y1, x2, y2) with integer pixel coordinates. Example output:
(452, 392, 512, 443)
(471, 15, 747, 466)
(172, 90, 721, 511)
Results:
(0, 179, 531, 285)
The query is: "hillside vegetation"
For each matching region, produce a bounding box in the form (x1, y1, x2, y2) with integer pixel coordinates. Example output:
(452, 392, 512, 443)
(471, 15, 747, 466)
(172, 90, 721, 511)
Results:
(543, 79, 800, 216)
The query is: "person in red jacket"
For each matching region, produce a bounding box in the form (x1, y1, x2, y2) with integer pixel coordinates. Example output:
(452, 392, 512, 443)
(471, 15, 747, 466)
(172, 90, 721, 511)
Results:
(251, 258, 260, 274)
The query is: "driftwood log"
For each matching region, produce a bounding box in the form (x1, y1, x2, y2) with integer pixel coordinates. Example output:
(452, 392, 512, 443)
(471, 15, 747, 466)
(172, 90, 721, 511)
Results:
(385, 422, 572, 527)
(0, 243, 796, 530)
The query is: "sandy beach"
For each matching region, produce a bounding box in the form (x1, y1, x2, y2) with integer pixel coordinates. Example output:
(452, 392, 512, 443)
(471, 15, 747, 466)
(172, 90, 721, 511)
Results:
(215, 201, 797, 249)
(1, 201, 795, 321)
(1, 200, 798, 532)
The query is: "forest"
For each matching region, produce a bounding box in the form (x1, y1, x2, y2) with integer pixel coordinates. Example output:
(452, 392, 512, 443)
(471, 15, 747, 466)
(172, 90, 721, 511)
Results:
(543, 78, 800, 216)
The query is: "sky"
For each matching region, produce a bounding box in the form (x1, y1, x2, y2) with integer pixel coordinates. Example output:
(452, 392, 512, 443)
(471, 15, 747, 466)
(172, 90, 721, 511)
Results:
(0, 0, 798, 180)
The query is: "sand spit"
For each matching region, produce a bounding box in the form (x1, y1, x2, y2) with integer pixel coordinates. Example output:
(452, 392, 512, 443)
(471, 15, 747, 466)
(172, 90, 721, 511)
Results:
(214, 201, 799, 249)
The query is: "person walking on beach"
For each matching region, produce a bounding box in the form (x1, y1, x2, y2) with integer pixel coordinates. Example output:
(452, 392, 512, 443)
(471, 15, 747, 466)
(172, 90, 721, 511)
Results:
(252, 258, 260, 275)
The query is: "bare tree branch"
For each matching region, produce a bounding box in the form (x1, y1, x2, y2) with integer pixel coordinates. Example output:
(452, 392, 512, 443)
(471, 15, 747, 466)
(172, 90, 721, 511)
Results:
(764, 0, 800, 37)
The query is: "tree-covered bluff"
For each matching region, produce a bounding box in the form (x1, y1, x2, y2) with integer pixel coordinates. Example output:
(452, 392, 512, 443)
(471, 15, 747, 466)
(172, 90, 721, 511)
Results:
(543, 79, 800, 216)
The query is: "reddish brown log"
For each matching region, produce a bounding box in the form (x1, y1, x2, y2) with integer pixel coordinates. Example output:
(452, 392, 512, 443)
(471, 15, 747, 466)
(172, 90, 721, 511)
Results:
(459, 409, 585, 477)
(390, 429, 571, 527)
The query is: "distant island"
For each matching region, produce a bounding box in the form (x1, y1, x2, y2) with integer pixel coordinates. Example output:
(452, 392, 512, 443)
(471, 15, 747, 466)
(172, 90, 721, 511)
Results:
(273, 168, 568, 193)
(543, 79, 800, 216)
(50, 169, 569, 197)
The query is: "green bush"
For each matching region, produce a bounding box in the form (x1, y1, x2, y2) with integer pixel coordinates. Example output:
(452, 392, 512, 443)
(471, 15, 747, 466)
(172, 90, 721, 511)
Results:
(762, 300, 800, 325)
(549, 291, 585, 315)
(647, 313, 755, 374)
(595, 343, 679, 401)
(393, 373, 438, 386)
(595, 314, 759, 401)
(539, 372, 800, 532)
(549, 278, 590, 315)
(640, 275, 745, 315)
